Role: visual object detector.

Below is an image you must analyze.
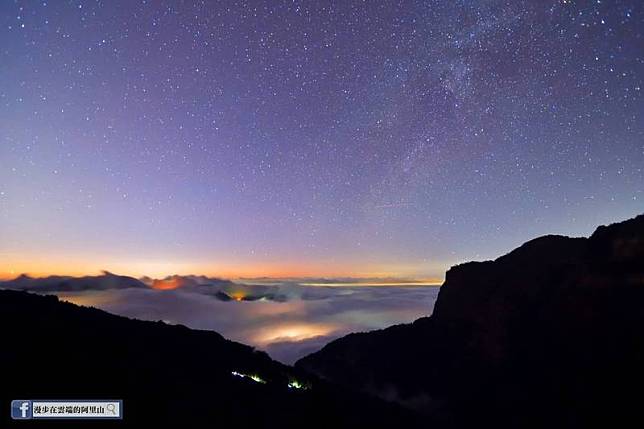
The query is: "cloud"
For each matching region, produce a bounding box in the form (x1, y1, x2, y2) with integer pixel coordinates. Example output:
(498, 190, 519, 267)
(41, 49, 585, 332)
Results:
(264, 336, 340, 365)
(2, 273, 439, 363)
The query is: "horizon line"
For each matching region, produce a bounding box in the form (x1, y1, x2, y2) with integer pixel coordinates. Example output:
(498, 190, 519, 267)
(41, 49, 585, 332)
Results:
(0, 271, 444, 286)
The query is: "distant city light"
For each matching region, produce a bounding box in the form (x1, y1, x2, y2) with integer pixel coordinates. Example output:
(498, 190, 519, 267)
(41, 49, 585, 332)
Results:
(287, 380, 308, 390)
(231, 371, 266, 384)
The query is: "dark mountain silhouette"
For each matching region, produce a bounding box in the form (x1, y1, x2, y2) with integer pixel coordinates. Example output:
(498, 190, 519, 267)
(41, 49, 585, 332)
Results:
(1, 273, 291, 303)
(3, 214, 642, 427)
(0, 271, 146, 292)
(0, 290, 421, 428)
(145, 274, 237, 290)
(297, 214, 644, 428)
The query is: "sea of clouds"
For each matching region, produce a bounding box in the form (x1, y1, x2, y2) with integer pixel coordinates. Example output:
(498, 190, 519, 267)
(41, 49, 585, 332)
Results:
(1, 273, 439, 363)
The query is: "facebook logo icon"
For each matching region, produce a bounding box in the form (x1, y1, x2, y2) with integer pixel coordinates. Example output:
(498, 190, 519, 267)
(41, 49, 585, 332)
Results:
(11, 400, 32, 419)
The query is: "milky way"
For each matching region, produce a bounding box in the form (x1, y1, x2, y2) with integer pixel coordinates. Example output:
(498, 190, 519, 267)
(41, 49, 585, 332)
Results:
(1, 1, 642, 278)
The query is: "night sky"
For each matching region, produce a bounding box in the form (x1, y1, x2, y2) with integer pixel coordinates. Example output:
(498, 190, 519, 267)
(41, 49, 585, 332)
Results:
(1, 0, 642, 279)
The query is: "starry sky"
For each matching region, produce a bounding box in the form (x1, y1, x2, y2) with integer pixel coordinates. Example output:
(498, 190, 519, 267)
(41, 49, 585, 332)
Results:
(1, 0, 642, 280)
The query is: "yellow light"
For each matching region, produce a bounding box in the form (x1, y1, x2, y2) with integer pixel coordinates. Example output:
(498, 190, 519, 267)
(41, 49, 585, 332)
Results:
(249, 374, 266, 384)
(231, 371, 266, 384)
(231, 292, 246, 301)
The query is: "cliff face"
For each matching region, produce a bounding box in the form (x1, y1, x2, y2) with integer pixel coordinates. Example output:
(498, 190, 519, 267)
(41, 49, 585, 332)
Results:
(297, 214, 644, 427)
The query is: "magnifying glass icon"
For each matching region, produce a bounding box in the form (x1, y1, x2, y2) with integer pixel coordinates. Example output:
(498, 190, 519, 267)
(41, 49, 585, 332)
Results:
(106, 404, 116, 415)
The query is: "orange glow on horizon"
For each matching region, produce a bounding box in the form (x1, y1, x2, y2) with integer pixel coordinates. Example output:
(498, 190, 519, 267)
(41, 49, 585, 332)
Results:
(0, 254, 445, 284)
(151, 278, 185, 290)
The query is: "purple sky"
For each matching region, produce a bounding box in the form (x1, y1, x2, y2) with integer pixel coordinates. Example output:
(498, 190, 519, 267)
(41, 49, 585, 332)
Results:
(0, 0, 642, 279)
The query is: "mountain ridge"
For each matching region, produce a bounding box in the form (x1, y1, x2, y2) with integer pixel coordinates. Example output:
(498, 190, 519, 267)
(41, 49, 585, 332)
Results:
(296, 214, 644, 427)
(0, 289, 421, 428)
